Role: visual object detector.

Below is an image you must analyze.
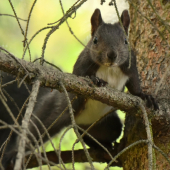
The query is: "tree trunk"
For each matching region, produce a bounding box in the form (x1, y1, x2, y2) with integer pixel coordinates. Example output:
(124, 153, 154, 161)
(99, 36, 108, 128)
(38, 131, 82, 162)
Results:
(120, 0, 170, 169)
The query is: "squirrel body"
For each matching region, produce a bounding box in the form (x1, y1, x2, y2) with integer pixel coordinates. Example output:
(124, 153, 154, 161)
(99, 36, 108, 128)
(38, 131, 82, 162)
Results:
(96, 66, 129, 90)
(73, 10, 132, 127)
(0, 9, 158, 169)
(75, 66, 128, 125)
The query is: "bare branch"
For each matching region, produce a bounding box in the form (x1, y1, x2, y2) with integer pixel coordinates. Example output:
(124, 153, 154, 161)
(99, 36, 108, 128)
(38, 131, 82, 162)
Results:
(14, 80, 40, 170)
(139, 104, 153, 170)
(0, 13, 27, 21)
(23, 0, 38, 48)
(60, 82, 95, 169)
(0, 50, 143, 114)
(41, 0, 88, 64)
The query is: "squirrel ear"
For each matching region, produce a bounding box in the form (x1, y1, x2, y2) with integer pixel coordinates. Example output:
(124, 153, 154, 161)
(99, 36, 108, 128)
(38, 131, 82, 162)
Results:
(121, 10, 130, 34)
(91, 9, 103, 36)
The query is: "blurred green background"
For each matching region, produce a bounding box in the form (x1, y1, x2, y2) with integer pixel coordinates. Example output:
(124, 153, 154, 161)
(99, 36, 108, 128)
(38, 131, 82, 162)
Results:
(0, 0, 128, 169)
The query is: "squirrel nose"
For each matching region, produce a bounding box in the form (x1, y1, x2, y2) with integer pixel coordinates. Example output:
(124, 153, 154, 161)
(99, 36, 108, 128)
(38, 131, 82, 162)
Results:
(107, 51, 117, 61)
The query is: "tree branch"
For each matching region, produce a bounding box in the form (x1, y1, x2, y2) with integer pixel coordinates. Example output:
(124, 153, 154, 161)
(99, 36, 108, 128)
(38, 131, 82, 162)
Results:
(14, 80, 40, 170)
(6, 148, 122, 170)
(0, 50, 142, 114)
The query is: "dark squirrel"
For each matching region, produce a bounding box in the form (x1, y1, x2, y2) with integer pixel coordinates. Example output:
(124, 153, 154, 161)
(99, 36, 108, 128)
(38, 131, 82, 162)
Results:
(0, 9, 158, 169)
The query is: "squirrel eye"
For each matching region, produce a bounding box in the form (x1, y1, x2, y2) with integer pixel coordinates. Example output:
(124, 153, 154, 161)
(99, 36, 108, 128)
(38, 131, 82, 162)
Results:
(93, 37, 98, 44)
(124, 38, 128, 45)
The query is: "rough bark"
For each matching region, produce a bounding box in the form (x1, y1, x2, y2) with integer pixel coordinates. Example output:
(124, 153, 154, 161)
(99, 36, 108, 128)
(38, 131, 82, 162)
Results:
(120, 0, 170, 169)
(0, 50, 143, 114)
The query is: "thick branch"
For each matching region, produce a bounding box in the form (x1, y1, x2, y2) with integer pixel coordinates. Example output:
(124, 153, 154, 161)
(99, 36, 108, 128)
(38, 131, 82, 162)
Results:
(6, 148, 122, 170)
(0, 50, 141, 114)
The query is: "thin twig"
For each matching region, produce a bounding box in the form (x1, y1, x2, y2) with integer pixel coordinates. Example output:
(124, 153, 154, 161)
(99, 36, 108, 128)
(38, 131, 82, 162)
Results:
(106, 140, 149, 169)
(0, 94, 20, 127)
(0, 13, 27, 21)
(43, 59, 63, 72)
(78, 126, 114, 159)
(2, 89, 20, 111)
(0, 47, 29, 75)
(0, 125, 18, 130)
(18, 74, 29, 88)
(59, 0, 86, 47)
(152, 143, 170, 164)
(25, 96, 77, 169)
(0, 120, 42, 170)
(41, 0, 88, 65)
(8, 0, 31, 60)
(71, 141, 77, 170)
(41, 95, 77, 139)
(71, 109, 116, 165)
(58, 125, 73, 170)
(14, 80, 40, 170)
(1, 80, 16, 88)
(30, 114, 66, 170)
(0, 97, 29, 167)
(26, 151, 64, 170)
(8, 0, 24, 35)
(112, 0, 132, 69)
(22, 27, 52, 59)
(26, 131, 43, 170)
(0, 88, 7, 102)
(60, 82, 94, 169)
(24, 81, 31, 94)
(29, 120, 51, 170)
(48, 0, 81, 25)
(23, 0, 38, 48)
(139, 104, 153, 170)
(80, 109, 116, 139)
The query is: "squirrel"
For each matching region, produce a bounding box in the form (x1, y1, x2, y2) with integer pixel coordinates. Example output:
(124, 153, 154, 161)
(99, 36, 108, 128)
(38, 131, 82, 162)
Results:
(0, 9, 158, 169)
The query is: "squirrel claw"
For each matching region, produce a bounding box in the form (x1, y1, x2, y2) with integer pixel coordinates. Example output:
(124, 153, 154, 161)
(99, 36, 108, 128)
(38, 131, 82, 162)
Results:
(139, 93, 159, 111)
(90, 75, 108, 87)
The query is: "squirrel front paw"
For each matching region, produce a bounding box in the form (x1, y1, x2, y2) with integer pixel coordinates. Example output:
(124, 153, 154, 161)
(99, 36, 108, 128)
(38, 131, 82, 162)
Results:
(90, 75, 108, 87)
(139, 93, 159, 111)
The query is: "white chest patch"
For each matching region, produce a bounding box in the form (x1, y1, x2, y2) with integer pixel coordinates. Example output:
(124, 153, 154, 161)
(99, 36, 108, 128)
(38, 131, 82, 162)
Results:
(96, 66, 129, 90)
(75, 66, 129, 125)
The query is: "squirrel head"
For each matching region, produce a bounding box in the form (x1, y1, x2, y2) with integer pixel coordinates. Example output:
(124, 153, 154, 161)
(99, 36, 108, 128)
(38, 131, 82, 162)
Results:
(90, 9, 130, 67)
